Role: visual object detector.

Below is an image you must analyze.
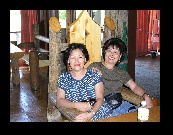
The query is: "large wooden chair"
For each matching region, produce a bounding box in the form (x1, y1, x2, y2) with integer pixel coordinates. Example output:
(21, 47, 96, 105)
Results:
(48, 10, 158, 122)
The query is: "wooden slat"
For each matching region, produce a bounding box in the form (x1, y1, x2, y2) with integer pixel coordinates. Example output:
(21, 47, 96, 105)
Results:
(35, 35, 49, 43)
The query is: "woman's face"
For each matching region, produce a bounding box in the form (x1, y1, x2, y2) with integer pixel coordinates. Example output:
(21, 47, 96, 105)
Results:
(68, 48, 86, 71)
(105, 45, 121, 65)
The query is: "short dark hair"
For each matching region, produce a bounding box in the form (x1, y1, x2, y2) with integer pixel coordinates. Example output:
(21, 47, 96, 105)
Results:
(63, 43, 89, 65)
(102, 38, 127, 66)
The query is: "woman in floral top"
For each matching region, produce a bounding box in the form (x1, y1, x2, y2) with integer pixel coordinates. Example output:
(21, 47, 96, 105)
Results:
(56, 43, 112, 122)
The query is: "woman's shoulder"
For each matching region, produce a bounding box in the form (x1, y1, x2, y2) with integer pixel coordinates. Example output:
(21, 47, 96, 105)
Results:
(114, 67, 130, 77)
(88, 62, 102, 68)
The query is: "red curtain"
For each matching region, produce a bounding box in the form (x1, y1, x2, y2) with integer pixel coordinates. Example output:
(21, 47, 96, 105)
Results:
(21, 10, 38, 43)
(136, 10, 149, 57)
(136, 10, 160, 57)
(148, 10, 160, 52)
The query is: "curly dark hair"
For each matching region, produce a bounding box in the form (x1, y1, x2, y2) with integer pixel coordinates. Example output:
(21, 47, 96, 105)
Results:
(63, 43, 89, 66)
(102, 38, 127, 66)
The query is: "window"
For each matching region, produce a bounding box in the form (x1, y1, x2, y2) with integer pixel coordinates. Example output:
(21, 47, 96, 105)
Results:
(10, 10, 21, 44)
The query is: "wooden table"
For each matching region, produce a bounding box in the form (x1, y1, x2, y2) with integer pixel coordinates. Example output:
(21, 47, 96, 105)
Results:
(10, 43, 24, 86)
(94, 106, 160, 122)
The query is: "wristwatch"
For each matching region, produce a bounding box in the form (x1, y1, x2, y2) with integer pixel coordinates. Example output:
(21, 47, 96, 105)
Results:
(142, 92, 150, 99)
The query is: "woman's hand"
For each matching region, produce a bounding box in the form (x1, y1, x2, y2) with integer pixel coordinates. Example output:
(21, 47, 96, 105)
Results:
(145, 95, 153, 108)
(76, 102, 92, 112)
(73, 112, 93, 122)
(92, 67, 102, 76)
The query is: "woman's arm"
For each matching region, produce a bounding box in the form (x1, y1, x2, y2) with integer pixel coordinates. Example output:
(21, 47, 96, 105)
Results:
(56, 87, 77, 108)
(125, 79, 153, 108)
(90, 82, 104, 114)
(57, 87, 92, 111)
(74, 82, 104, 122)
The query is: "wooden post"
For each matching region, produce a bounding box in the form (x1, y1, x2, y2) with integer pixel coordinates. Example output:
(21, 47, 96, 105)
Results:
(47, 24, 62, 122)
(128, 10, 137, 81)
(33, 24, 40, 49)
(11, 58, 20, 86)
(44, 10, 48, 50)
(29, 50, 40, 90)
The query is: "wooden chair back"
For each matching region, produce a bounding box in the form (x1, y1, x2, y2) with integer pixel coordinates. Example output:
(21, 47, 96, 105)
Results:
(68, 10, 102, 68)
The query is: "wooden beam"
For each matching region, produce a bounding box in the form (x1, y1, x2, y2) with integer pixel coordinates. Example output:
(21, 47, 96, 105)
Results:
(35, 35, 49, 43)
(35, 35, 68, 51)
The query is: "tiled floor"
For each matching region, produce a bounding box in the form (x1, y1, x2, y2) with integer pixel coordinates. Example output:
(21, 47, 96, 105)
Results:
(10, 54, 160, 122)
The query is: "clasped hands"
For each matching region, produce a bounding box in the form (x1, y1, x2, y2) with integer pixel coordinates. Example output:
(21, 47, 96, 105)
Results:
(73, 102, 93, 122)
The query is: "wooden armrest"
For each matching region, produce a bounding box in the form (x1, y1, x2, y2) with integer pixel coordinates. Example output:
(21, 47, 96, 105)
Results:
(48, 92, 85, 122)
(121, 88, 158, 106)
(121, 88, 143, 106)
(57, 107, 83, 122)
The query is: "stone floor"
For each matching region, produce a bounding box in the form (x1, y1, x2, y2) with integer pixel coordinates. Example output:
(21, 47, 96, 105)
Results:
(10, 54, 160, 122)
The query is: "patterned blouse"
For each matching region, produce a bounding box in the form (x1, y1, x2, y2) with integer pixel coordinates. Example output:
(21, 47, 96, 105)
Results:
(57, 68, 112, 121)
